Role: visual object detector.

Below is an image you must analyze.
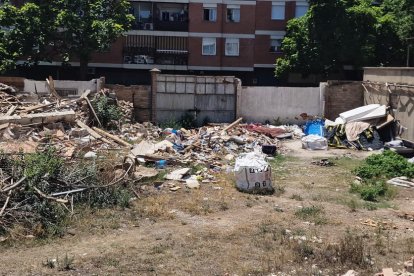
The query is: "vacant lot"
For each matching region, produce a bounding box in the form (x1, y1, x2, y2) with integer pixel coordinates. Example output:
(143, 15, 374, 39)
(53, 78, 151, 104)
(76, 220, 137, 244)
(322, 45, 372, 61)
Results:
(1, 141, 414, 275)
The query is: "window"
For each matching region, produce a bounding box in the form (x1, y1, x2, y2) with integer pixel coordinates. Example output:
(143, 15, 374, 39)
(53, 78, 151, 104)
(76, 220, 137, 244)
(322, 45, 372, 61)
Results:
(227, 6, 240, 22)
(295, 4, 308, 17)
(203, 8, 217, 21)
(271, 3, 285, 20)
(202, 38, 216, 55)
(225, 38, 239, 56)
(270, 39, 282, 53)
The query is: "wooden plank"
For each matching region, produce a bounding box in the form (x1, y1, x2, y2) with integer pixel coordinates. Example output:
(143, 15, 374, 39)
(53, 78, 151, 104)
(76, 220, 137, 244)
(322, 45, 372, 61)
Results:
(92, 126, 132, 148)
(76, 120, 114, 145)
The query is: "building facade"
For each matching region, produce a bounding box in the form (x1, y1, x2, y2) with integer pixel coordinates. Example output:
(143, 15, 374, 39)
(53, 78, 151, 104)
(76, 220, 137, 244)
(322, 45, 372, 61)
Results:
(11, 0, 309, 85)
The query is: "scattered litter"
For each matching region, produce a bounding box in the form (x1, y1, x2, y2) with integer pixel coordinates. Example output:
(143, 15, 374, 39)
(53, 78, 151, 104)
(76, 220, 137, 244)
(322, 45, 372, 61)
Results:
(311, 158, 334, 167)
(361, 219, 397, 230)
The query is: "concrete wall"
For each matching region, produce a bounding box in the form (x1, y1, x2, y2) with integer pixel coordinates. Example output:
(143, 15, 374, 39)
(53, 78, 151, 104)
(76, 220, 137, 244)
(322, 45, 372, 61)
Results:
(324, 81, 364, 121)
(239, 86, 323, 124)
(23, 78, 104, 97)
(364, 67, 414, 85)
(156, 74, 237, 125)
(364, 84, 414, 141)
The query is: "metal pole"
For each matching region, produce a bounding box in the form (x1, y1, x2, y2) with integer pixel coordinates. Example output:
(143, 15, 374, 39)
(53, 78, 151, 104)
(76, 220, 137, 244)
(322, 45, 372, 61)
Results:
(406, 37, 414, 67)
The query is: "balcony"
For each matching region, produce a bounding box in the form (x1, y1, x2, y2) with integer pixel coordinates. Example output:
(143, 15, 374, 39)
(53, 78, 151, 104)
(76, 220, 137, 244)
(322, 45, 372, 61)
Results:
(123, 35, 188, 66)
(130, 2, 188, 32)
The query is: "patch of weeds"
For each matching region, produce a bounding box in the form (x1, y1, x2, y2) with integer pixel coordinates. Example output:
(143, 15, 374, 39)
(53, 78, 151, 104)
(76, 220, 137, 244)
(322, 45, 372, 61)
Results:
(59, 253, 75, 271)
(350, 180, 396, 202)
(290, 194, 304, 201)
(219, 201, 229, 211)
(353, 150, 414, 180)
(92, 94, 122, 129)
(293, 242, 315, 260)
(159, 112, 197, 129)
(43, 253, 75, 271)
(405, 237, 414, 255)
(346, 198, 360, 212)
(338, 229, 367, 266)
(151, 244, 168, 254)
(295, 205, 327, 225)
(273, 184, 285, 196)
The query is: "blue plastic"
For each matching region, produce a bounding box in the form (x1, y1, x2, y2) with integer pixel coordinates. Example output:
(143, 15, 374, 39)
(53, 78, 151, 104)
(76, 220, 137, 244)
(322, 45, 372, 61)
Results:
(304, 119, 325, 136)
(155, 160, 167, 169)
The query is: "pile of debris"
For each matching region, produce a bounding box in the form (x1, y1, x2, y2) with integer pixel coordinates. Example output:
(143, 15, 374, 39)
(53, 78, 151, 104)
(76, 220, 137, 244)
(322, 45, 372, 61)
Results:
(325, 104, 400, 151)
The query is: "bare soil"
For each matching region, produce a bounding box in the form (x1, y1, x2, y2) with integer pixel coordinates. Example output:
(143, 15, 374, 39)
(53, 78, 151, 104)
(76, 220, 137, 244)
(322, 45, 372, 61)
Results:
(1, 140, 414, 275)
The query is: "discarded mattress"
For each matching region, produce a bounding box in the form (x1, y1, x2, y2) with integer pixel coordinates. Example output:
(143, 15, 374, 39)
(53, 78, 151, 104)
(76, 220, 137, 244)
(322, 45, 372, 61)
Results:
(339, 104, 386, 123)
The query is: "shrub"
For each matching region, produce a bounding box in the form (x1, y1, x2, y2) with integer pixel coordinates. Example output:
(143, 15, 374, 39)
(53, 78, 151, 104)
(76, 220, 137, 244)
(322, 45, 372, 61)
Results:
(351, 151, 408, 201)
(353, 150, 414, 180)
(92, 94, 122, 128)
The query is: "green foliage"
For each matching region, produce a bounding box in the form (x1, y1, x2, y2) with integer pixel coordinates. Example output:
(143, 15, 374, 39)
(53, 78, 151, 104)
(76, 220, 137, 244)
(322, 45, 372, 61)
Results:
(0, 149, 133, 238)
(354, 150, 414, 180)
(350, 151, 409, 201)
(294, 205, 326, 225)
(24, 147, 63, 185)
(159, 112, 198, 129)
(0, 0, 133, 78)
(92, 95, 122, 128)
(275, 0, 406, 80)
(350, 180, 390, 201)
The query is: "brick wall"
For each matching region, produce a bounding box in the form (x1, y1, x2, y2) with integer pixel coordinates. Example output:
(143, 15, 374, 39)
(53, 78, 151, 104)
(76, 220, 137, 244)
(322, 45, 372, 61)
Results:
(324, 81, 364, 120)
(106, 84, 151, 122)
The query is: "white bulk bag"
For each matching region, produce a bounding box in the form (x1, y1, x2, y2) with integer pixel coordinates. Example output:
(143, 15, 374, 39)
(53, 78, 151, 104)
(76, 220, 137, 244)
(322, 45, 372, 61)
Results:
(234, 152, 273, 193)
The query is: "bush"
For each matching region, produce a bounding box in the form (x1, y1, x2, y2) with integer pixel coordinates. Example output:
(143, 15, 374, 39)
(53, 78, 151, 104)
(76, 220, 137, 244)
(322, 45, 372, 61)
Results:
(92, 94, 122, 128)
(351, 151, 409, 201)
(353, 150, 414, 180)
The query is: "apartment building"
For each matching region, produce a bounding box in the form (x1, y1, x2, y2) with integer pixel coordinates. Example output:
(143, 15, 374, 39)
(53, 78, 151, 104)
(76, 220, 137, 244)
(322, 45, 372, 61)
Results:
(11, 0, 309, 85)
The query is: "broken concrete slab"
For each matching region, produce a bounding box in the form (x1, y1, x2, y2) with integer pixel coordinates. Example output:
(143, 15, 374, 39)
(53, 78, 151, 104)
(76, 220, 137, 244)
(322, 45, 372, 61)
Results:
(0, 110, 75, 125)
(133, 166, 158, 179)
(165, 168, 190, 180)
(185, 177, 200, 189)
(131, 140, 156, 156)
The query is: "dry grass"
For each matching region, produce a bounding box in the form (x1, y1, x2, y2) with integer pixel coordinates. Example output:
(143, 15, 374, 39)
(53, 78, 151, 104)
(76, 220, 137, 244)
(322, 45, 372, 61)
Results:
(1, 152, 414, 275)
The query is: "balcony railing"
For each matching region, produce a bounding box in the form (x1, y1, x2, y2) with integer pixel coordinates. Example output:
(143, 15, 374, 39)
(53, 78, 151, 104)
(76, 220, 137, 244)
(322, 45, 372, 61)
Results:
(123, 47, 188, 66)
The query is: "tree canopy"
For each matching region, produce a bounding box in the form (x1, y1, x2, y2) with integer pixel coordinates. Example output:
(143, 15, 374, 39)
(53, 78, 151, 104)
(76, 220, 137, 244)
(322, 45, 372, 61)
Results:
(275, 0, 411, 80)
(0, 0, 133, 79)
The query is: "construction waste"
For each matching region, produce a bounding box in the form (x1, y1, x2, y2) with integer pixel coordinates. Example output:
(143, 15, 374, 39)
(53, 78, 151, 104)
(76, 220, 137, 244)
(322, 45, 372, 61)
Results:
(0, 81, 302, 236)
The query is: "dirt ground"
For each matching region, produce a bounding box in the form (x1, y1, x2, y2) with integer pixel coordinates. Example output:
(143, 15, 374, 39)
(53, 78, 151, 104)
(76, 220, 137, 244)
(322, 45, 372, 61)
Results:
(1, 140, 414, 276)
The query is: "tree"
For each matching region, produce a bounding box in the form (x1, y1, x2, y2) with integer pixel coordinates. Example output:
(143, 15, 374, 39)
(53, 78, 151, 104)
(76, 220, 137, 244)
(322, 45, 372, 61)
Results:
(382, 0, 414, 65)
(0, 0, 133, 80)
(53, 0, 134, 80)
(275, 0, 405, 80)
(0, 2, 55, 72)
